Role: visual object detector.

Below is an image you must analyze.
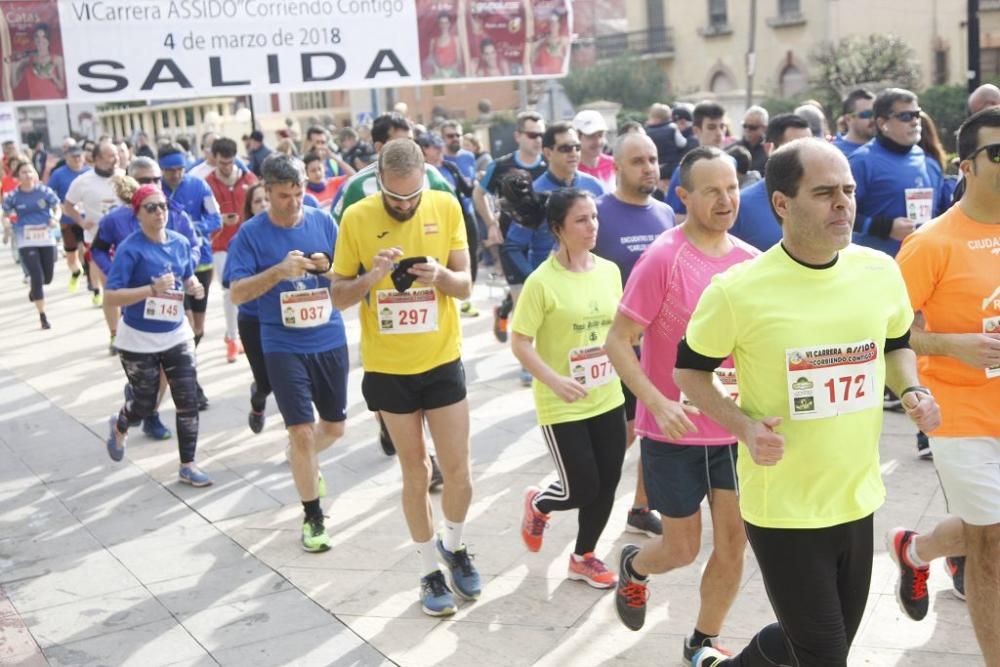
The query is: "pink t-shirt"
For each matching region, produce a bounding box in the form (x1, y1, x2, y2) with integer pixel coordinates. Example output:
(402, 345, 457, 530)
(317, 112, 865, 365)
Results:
(619, 226, 759, 445)
(579, 153, 615, 190)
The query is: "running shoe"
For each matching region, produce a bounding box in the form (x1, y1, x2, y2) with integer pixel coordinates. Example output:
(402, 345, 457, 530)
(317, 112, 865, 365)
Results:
(683, 637, 732, 662)
(436, 539, 481, 600)
(945, 556, 966, 601)
(691, 647, 729, 666)
(883, 388, 903, 412)
(615, 544, 649, 631)
(142, 413, 172, 440)
(567, 552, 617, 589)
(68, 271, 80, 293)
(301, 515, 331, 553)
(916, 431, 933, 461)
(91, 290, 103, 307)
(106, 415, 125, 462)
(196, 384, 209, 411)
(520, 486, 549, 552)
(492, 305, 508, 343)
(377, 414, 396, 456)
(178, 465, 213, 487)
(225, 336, 239, 363)
(248, 382, 265, 434)
(108, 335, 117, 356)
(419, 570, 457, 616)
(625, 507, 663, 537)
(460, 301, 479, 318)
(519, 368, 532, 387)
(429, 454, 444, 492)
(886, 527, 930, 621)
(39, 313, 50, 330)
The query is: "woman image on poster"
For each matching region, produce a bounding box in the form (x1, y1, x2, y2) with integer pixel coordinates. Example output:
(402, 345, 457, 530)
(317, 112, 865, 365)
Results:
(531, 11, 569, 76)
(10, 24, 65, 100)
(472, 37, 511, 78)
(425, 11, 466, 79)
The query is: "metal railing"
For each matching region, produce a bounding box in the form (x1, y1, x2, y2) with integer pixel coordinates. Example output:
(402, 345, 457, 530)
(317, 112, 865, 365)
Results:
(594, 26, 675, 60)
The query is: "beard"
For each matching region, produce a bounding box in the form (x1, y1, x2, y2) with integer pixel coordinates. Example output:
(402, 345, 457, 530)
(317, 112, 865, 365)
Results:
(382, 194, 419, 222)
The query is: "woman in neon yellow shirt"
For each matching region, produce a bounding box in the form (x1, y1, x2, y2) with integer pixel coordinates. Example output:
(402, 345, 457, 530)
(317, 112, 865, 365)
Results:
(511, 188, 627, 589)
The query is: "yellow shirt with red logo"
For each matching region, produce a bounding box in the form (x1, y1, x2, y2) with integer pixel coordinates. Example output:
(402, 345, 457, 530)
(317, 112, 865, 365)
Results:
(896, 205, 1000, 437)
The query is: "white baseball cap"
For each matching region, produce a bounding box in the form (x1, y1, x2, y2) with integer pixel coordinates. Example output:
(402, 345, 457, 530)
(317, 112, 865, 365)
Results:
(572, 110, 608, 135)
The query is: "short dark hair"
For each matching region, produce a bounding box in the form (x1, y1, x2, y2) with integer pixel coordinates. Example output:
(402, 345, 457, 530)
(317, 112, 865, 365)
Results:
(515, 111, 543, 132)
(725, 145, 751, 175)
(211, 137, 237, 158)
(765, 139, 814, 220)
(545, 187, 593, 235)
(958, 106, 1000, 161)
(842, 89, 875, 116)
(371, 112, 411, 146)
(306, 125, 327, 140)
(176, 137, 191, 152)
(157, 143, 184, 160)
(261, 152, 305, 186)
(302, 151, 323, 167)
(542, 121, 574, 149)
(766, 113, 811, 146)
(678, 146, 726, 191)
(692, 101, 726, 128)
(873, 88, 918, 121)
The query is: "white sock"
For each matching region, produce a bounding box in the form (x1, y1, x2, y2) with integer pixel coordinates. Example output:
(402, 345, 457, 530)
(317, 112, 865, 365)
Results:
(906, 535, 928, 568)
(443, 520, 464, 553)
(417, 539, 439, 576)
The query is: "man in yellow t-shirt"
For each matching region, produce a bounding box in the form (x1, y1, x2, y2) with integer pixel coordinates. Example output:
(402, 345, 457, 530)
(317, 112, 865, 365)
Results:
(888, 108, 1000, 666)
(681, 139, 941, 667)
(331, 139, 478, 618)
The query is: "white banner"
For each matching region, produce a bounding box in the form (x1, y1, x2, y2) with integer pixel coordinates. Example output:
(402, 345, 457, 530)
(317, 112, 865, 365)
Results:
(0, 0, 571, 104)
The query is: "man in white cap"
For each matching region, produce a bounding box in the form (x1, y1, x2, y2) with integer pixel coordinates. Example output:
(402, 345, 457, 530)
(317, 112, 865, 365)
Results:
(574, 110, 616, 190)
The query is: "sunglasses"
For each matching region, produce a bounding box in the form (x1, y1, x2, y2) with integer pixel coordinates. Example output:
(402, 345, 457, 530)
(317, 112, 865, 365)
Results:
(554, 143, 582, 154)
(136, 176, 161, 184)
(522, 131, 544, 140)
(742, 123, 763, 131)
(142, 202, 168, 213)
(852, 110, 874, 119)
(890, 110, 922, 122)
(966, 143, 1000, 163)
(377, 175, 424, 201)
(443, 133, 460, 139)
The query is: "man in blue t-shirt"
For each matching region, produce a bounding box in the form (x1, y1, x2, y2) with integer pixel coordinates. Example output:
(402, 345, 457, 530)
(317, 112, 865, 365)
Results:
(730, 114, 812, 251)
(228, 153, 347, 555)
(832, 89, 876, 158)
(849, 88, 949, 257)
(440, 120, 477, 183)
(47, 146, 90, 286)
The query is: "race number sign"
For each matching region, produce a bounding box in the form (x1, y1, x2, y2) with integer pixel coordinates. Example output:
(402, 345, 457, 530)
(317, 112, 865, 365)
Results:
(786, 340, 879, 420)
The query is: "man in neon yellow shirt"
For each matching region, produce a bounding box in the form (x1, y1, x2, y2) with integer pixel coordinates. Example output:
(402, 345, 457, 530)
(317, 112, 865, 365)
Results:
(682, 139, 941, 666)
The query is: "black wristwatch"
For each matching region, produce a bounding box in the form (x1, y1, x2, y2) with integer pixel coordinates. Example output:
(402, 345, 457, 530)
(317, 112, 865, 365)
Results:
(900, 385, 932, 399)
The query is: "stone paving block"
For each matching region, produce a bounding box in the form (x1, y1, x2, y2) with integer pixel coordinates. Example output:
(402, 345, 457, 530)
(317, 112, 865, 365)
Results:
(20, 586, 173, 648)
(401, 621, 563, 667)
(166, 468, 284, 522)
(108, 523, 252, 585)
(2, 549, 144, 613)
(279, 566, 389, 616)
(146, 561, 292, 617)
(855, 593, 980, 656)
(848, 645, 985, 666)
(338, 614, 439, 664)
(0, 523, 102, 577)
(211, 622, 388, 667)
(42, 618, 209, 667)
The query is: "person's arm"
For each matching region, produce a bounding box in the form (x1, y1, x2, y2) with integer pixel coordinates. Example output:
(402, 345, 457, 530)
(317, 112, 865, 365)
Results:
(89, 216, 115, 275)
(105, 271, 176, 308)
(198, 187, 222, 236)
(605, 311, 698, 440)
(330, 246, 402, 310)
(501, 222, 533, 278)
(407, 248, 472, 300)
(910, 316, 1000, 369)
(61, 199, 83, 226)
(884, 343, 941, 433)
(230, 250, 317, 305)
(511, 332, 587, 403)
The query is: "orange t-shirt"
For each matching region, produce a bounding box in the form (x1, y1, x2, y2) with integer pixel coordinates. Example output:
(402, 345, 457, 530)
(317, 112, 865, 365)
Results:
(896, 204, 1000, 437)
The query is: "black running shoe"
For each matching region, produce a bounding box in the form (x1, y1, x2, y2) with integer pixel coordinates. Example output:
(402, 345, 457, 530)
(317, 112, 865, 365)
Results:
(916, 431, 933, 460)
(945, 556, 966, 601)
(615, 544, 649, 631)
(377, 414, 396, 456)
(429, 455, 444, 492)
(886, 527, 930, 621)
(196, 383, 209, 411)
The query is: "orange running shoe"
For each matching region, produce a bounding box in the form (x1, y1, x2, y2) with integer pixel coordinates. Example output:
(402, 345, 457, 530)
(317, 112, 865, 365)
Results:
(521, 486, 548, 552)
(225, 336, 238, 363)
(568, 552, 617, 589)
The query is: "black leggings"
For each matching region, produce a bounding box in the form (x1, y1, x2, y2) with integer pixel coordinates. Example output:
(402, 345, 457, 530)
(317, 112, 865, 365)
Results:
(722, 514, 874, 667)
(20, 246, 55, 302)
(464, 209, 479, 283)
(536, 406, 627, 555)
(118, 342, 199, 463)
(184, 268, 213, 314)
(238, 317, 271, 412)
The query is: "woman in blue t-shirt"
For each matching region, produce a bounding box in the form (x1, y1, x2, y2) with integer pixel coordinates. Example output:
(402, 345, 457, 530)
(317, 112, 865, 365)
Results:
(1, 160, 59, 329)
(103, 184, 212, 487)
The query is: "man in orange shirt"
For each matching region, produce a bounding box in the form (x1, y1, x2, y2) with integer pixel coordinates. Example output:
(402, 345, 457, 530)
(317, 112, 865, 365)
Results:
(888, 108, 1000, 667)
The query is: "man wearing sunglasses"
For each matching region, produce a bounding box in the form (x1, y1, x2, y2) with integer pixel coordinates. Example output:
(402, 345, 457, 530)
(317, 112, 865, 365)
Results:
(887, 107, 1000, 667)
(849, 88, 948, 259)
(833, 89, 875, 158)
(738, 106, 769, 175)
(331, 139, 480, 617)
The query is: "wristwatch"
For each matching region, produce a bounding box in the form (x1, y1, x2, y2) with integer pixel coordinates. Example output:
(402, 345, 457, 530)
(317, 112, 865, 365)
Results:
(900, 385, 932, 398)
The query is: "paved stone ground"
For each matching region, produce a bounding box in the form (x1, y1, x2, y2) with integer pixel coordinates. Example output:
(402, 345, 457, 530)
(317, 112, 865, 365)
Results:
(0, 253, 983, 666)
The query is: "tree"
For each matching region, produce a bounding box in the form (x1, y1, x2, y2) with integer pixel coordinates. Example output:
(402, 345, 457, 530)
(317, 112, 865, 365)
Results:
(919, 84, 966, 153)
(561, 57, 666, 113)
(810, 34, 922, 112)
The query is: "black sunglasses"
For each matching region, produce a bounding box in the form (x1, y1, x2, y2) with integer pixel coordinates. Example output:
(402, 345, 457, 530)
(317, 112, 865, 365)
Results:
(966, 143, 1000, 163)
(137, 176, 161, 184)
(142, 202, 168, 213)
(554, 143, 582, 154)
(852, 110, 874, 119)
(522, 131, 544, 140)
(890, 110, 922, 122)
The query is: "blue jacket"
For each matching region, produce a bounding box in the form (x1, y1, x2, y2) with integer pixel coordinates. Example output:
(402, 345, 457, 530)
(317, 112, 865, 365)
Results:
(730, 180, 782, 251)
(163, 175, 221, 267)
(91, 204, 199, 275)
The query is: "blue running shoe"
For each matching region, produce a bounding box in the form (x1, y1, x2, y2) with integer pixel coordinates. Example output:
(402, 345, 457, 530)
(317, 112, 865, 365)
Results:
(420, 570, 457, 616)
(436, 539, 481, 600)
(142, 413, 172, 440)
(178, 465, 213, 487)
(106, 415, 125, 462)
(691, 647, 729, 666)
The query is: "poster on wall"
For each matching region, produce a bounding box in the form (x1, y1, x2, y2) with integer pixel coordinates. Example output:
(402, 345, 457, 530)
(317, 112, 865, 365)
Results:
(0, 0, 571, 105)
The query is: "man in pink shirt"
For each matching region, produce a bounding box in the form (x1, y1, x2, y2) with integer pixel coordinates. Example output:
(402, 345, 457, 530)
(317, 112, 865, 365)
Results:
(574, 110, 616, 191)
(605, 146, 759, 662)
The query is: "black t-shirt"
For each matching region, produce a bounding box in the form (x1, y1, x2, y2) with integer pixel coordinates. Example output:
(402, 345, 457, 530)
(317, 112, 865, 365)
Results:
(480, 151, 547, 232)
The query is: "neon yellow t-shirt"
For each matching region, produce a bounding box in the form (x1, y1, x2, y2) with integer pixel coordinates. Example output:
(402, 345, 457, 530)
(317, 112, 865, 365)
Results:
(512, 254, 625, 425)
(685, 244, 913, 529)
(333, 189, 467, 375)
